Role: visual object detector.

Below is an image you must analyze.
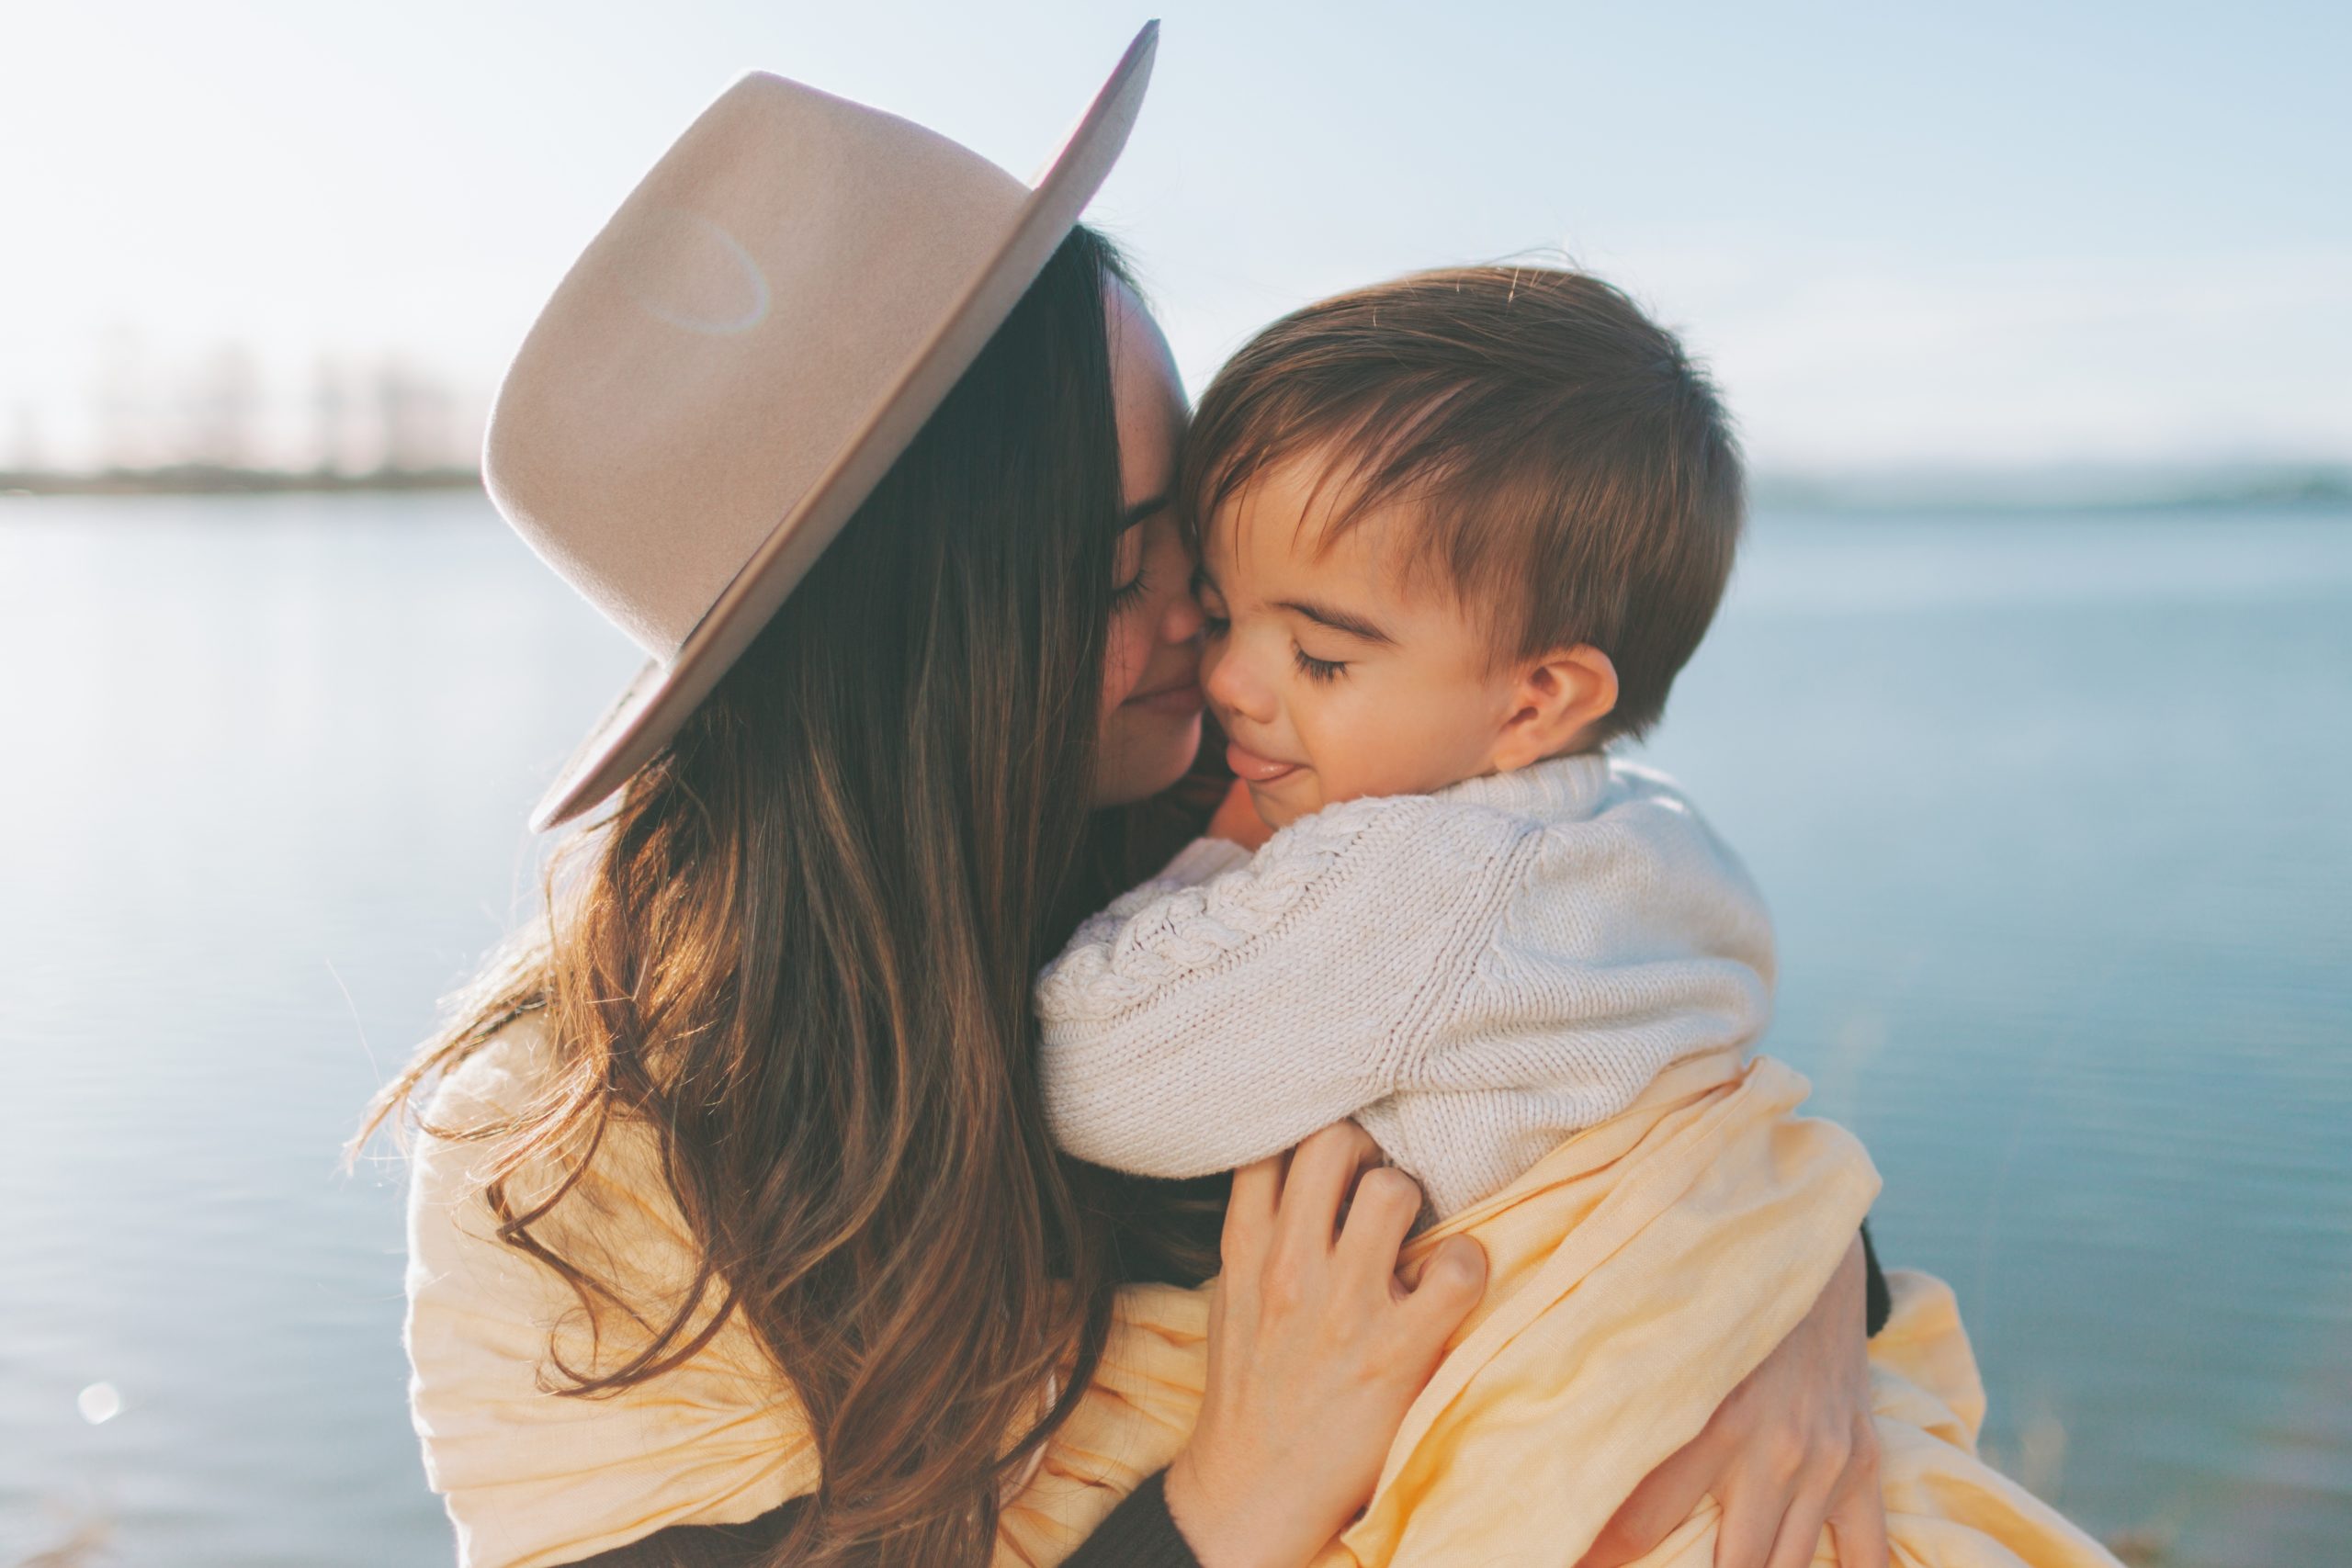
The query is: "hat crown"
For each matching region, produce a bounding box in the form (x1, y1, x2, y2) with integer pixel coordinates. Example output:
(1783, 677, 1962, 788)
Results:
(482, 25, 1157, 830)
(486, 73, 1031, 658)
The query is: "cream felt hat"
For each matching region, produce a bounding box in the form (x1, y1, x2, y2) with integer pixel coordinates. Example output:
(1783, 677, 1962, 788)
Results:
(487, 24, 1159, 830)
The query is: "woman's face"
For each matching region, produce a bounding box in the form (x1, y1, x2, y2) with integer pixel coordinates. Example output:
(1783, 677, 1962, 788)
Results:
(1093, 283, 1206, 807)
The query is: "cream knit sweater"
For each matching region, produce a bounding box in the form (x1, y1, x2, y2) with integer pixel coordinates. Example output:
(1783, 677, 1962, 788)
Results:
(1036, 753, 1775, 1217)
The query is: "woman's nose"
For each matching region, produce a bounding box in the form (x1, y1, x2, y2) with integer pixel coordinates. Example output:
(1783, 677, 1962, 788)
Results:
(1159, 575, 1204, 643)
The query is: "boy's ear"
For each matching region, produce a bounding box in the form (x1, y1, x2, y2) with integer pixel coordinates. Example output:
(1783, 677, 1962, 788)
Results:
(1492, 645, 1619, 771)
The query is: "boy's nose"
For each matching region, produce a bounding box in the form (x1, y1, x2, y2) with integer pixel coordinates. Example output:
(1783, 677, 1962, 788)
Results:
(1203, 641, 1272, 724)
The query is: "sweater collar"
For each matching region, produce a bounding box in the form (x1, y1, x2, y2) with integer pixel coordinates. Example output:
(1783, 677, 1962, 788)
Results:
(1438, 750, 1614, 821)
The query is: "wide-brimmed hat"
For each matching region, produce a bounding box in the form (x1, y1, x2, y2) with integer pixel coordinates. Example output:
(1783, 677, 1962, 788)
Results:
(486, 24, 1159, 830)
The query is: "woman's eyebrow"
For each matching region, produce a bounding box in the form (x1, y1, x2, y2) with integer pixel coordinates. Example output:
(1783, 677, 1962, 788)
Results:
(1119, 492, 1171, 528)
(1278, 598, 1395, 646)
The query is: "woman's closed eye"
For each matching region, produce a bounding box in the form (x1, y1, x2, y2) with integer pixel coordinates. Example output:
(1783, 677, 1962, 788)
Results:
(1293, 644, 1349, 682)
(1108, 515, 1154, 610)
(1110, 562, 1150, 611)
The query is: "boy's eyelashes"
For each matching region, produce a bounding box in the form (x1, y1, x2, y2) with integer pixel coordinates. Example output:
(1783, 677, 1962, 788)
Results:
(1198, 615, 1349, 682)
(1292, 646, 1349, 683)
(1191, 570, 1231, 626)
(1192, 581, 1352, 683)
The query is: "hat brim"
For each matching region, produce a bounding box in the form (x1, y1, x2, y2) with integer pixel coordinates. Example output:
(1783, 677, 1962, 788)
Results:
(529, 22, 1159, 832)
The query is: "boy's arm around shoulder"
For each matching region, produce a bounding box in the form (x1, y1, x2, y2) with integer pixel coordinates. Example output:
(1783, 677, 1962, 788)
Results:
(1035, 793, 1538, 1180)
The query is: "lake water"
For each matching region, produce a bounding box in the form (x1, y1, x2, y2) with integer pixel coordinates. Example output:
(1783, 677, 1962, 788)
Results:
(2, 491, 2346, 1566)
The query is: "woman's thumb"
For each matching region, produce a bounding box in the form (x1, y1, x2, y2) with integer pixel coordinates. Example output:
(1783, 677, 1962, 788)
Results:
(1406, 1235, 1487, 1325)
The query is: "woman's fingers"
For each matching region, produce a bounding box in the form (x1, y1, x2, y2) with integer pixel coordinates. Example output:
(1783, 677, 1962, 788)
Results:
(1757, 1472, 1838, 1568)
(1170, 1132, 1480, 1568)
(1334, 1166, 1422, 1288)
(1712, 1475, 1788, 1568)
(1574, 1427, 1714, 1568)
(1221, 1150, 1283, 1280)
(1825, 1418, 1890, 1568)
(1578, 1237, 1883, 1568)
(1274, 1122, 1382, 1255)
(1827, 1495, 1890, 1568)
(1397, 1235, 1486, 1344)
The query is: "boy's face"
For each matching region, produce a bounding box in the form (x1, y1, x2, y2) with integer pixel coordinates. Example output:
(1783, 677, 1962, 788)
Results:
(1196, 451, 1528, 830)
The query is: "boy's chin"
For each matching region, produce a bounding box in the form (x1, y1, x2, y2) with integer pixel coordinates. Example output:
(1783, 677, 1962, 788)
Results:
(1246, 779, 1317, 830)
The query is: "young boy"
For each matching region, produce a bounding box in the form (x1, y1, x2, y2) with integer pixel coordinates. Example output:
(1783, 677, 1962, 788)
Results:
(1025, 268, 2123, 1568)
(1037, 266, 1766, 1220)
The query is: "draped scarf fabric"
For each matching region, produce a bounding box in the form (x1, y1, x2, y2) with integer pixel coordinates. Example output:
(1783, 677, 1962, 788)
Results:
(409, 1021, 2118, 1567)
(1003, 1050, 2122, 1568)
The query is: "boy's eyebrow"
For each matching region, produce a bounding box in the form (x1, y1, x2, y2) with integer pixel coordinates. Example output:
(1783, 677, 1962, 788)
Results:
(1278, 598, 1396, 646)
(1119, 492, 1171, 529)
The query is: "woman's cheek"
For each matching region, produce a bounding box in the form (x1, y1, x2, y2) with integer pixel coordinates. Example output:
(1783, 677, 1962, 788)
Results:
(1100, 616, 1147, 714)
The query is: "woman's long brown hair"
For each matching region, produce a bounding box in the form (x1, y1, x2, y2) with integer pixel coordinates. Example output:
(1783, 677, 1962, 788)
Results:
(360, 227, 1173, 1565)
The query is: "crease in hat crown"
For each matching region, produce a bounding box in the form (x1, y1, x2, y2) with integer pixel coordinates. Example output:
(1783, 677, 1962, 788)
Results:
(478, 24, 1158, 830)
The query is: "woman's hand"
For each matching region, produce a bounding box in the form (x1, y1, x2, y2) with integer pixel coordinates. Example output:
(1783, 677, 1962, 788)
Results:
(1164, 1123, 1487, 1568)
(1576, 1235, 1887, 1568)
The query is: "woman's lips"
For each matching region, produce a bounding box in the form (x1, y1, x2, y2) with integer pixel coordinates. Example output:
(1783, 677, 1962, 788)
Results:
(1124, 679, 1204, 716)
(1226, 739, 1303, 784)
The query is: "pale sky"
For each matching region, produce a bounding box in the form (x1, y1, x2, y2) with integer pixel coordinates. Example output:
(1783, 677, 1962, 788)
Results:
(5, 0, 2346, 473)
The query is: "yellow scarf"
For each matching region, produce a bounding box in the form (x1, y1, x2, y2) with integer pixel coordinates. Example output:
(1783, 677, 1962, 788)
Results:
(1000, 1051, 2122, 1568)
(409, 1022, 2119, 1567)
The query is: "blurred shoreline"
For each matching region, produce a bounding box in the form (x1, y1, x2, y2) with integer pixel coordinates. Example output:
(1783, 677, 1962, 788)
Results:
(6, 461, 2349, 515)
(1751, 461, 2352, 515)
(0, 464, 480, 497)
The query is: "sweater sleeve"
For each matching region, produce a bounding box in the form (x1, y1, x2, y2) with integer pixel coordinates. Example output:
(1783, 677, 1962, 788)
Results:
(1035, 795, 1535, 1181)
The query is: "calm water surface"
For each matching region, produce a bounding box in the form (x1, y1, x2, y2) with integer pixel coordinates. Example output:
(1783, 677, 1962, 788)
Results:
(2, 491, 2346, 1565)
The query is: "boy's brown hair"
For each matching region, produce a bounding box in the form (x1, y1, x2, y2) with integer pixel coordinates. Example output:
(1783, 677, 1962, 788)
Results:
(1181, 265, 1744, 744)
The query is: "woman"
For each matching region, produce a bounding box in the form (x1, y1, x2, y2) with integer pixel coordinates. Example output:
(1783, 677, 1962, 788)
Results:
(375, 36, 1887, 1568)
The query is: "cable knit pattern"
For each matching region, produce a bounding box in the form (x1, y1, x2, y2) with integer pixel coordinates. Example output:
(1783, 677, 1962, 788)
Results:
(1035, 754, 1775, 1218)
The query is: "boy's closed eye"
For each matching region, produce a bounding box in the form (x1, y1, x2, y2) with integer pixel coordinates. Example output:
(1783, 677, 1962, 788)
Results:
(1280, 597, 1390, 683)
(1193, 569, 1232, 634)
(1292, 646, 1349, 682)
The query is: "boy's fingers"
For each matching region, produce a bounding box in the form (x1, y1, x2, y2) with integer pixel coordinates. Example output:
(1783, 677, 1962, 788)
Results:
(1575, 1430, 1711, 1568)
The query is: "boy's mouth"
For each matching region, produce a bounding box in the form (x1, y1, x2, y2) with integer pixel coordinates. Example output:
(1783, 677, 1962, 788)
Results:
(1226, 739, 1304, 785)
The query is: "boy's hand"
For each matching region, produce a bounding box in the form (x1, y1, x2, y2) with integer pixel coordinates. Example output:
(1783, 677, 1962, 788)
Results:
(1207, 779, 1275, 851)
